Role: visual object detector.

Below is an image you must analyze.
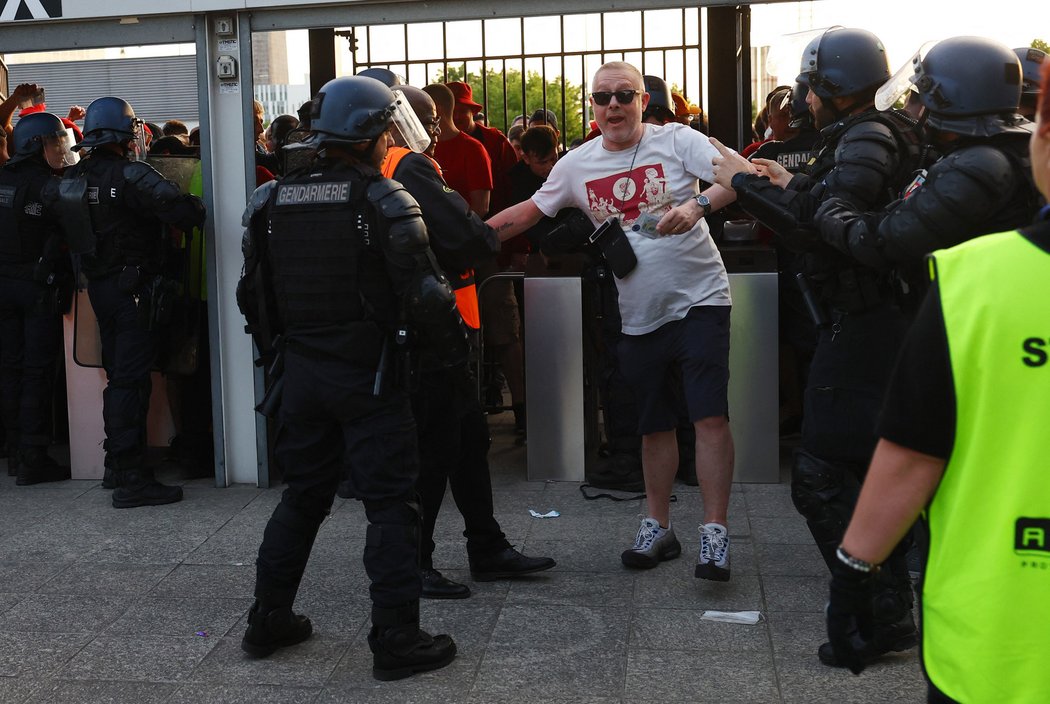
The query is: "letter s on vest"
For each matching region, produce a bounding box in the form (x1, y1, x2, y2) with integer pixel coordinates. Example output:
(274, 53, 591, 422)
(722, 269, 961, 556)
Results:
(1021, 337, 1048, 368)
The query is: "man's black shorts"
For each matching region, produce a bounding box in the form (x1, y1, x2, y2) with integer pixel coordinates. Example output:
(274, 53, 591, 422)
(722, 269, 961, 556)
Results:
(617, 304, 730, 435)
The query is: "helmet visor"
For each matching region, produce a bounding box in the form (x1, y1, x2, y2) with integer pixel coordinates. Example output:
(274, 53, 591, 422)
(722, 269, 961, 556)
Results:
(129, 120, 148, 161)
(42, 128, 80, 169)
(389, 90, 430, 154)
(876, 41, 936, 111)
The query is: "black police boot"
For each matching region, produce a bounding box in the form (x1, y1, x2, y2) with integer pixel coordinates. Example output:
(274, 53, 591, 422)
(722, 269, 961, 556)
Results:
(421, 568, 471, 600)
(368, 602, 456, 681)
(15, 447, 71, 486)
(818, 612, 918, 667)
(102, 466, 118, 490)
(818, 580, 918, 668)
(241, 599, 313, 658)
(166, 433, 215, 479)
(111, 466, 184, 509)
(469, 546, 556, 582)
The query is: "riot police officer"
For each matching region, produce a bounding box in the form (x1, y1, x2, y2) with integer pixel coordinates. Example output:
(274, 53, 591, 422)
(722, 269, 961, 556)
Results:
(0, 112, 75, 485)
(378, 85, 556, 599)
(1015, 46, 1046, 120)
(711, 27, 922, 668)
(57, 97, 205, 508)
(642, 75, 676, 125)
(237, 76, 458, 680)
(815, 36, 1040, 307)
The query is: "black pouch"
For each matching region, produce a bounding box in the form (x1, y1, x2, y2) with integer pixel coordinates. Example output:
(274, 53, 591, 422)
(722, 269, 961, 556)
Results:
(589, 217, 637, 279)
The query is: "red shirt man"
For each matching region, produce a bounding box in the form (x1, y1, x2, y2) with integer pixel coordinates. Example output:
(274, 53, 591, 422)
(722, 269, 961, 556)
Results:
(446, 81, 517, 214)
(424, 83, 493, 216)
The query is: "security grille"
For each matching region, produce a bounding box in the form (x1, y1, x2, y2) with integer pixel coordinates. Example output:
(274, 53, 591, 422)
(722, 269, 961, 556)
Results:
(346, 8, 705, 146)
(8, 55, 198, 124)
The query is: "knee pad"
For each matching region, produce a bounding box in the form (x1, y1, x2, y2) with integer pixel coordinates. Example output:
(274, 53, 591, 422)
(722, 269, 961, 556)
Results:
(791, 450, 859, 513)
(364, 493, 422, 542)
(791, 449, 861, 537)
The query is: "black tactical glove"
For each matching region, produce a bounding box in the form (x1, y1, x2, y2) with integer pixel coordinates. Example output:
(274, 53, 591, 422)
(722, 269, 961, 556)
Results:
(825, 550, 877, 675)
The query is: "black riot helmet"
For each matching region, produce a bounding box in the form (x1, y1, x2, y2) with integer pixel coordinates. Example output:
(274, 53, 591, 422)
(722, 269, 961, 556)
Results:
(75, 96, 143, 153)
(309, 76, 398, 149)
(797, 27, 890, 99)
(877, 37, 1024, 137)
(9, 111, 79, 168)
(356, 67, 404, 87)
(309, 76, 429, 154)
(642, 75, 675, 123)
(1014, 47, 1046, 96)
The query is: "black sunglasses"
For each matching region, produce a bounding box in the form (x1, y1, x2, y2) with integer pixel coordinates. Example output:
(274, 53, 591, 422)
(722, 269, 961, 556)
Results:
(591, 90, 639, 106)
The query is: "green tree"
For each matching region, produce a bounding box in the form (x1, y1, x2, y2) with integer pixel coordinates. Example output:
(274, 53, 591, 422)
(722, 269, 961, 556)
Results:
(1031, 38, 1049, 53)
(438, 66, 585, 144)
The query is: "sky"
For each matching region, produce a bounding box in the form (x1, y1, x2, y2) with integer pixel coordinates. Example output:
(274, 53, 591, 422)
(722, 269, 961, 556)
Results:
(283, 0, 1049, 110)
(8, 0, 1047, 103)
(751, 0, 1048, 84)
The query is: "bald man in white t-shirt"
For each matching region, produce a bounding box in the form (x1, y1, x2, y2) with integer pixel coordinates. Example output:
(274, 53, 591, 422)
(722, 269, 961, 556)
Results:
(488, 61, 739, 582)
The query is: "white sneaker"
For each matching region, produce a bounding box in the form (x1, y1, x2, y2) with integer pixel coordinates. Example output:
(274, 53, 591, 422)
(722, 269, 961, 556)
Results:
(695, 522, 731, 581)
(621, 516, 681, 569)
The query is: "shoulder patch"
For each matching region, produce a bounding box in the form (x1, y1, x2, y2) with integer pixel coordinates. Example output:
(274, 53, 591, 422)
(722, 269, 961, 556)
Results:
(275, 181, 352, 206)
(0, 185, 15, 208)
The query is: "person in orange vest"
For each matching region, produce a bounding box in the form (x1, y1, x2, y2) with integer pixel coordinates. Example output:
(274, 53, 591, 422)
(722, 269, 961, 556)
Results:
(382, 85, 556, 599)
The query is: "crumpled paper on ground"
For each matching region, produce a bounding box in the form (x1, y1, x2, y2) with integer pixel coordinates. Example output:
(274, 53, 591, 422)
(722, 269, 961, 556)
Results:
(700, 610, 762, 624)
(528, 509, 560, 518)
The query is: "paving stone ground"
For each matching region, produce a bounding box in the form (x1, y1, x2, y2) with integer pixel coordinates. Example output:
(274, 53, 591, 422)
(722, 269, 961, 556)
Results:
(0, 417, 926, 703)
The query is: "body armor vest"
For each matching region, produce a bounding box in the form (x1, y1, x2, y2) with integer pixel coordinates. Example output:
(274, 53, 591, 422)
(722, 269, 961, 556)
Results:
(266, 164, 398, 331)
(801, 110, 923, 308)
(968, 133, 1041, 236)
(64, 151, 166, 279)
(0, 160, 55, 270)
(804, 109, 922, 200)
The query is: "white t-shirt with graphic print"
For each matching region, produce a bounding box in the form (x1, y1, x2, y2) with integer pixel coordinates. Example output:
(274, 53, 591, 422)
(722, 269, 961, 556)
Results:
(532, 122, 731, 335)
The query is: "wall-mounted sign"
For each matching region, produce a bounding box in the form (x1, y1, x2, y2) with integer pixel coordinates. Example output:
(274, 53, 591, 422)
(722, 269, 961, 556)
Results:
(1, 0, 63, 20)
(0, 0, 381, 23)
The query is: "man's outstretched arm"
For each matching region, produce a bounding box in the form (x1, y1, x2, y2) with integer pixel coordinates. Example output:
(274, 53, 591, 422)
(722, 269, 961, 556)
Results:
(486, 198, 545, 243)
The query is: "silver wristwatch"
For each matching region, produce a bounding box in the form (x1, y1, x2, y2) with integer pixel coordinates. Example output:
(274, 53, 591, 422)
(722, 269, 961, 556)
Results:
(694, 193, 712, 217)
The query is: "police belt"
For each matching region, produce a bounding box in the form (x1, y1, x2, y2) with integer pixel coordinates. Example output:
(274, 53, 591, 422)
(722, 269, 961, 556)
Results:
(282, 321, 389, 367)
(818, 267, 894, 315)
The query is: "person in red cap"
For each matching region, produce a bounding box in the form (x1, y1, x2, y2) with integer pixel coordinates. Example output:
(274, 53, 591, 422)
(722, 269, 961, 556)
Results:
(445, 81, 517, 215)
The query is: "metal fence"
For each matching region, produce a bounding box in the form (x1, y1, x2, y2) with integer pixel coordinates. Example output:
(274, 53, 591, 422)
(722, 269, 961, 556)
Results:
(345, 8, 705, 146)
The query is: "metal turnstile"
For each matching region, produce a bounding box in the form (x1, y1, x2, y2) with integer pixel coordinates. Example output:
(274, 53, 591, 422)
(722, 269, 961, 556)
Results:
(523, 277, 586, 482)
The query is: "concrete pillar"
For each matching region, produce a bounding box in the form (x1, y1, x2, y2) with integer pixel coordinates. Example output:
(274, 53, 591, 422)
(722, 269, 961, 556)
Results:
(197, 12, 265, 485)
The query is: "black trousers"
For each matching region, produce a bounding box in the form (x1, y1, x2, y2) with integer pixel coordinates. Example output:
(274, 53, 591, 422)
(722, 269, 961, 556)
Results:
(795, 302, 913, 599)
(87, 275, 157, 463)
(0, 276, 62, 448)
(801, 303, 908, 465)
(255, 350, 423, 609)
(412, 363, 508, 569)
